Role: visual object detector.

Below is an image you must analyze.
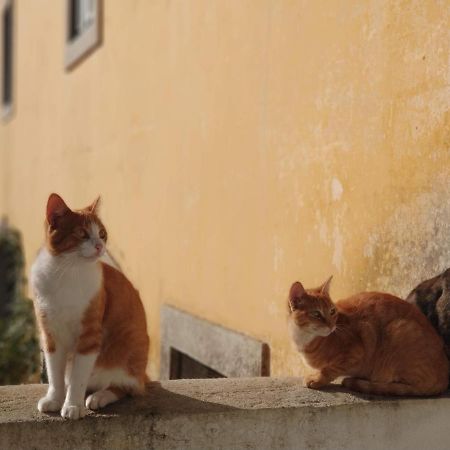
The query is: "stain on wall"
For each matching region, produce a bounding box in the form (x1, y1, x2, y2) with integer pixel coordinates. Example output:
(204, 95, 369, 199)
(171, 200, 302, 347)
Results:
(364, 175, 450, 298)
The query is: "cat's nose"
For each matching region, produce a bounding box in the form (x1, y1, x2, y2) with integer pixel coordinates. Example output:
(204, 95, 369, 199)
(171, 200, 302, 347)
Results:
(95, 243, 103, 252)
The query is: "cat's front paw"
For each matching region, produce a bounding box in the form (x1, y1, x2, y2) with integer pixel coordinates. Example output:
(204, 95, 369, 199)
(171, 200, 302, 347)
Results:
(37, 395, 64, 413)
(304, 374, 325, 389)
(61, 403, 86, 420)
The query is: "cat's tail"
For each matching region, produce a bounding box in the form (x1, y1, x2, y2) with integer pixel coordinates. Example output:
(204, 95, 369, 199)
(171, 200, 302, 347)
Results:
(342, 377, 446, 397)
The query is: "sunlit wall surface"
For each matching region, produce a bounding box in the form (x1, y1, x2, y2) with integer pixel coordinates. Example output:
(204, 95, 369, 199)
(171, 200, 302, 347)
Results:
(0, 1, 449, 378)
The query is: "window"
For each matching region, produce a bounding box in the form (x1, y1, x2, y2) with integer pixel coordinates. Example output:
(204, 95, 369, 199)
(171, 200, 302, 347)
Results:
(1, 0, 13, 120)
(65, 0, 101, 69)
(160, 305, 270, 379)
(169, 349, 225, 380)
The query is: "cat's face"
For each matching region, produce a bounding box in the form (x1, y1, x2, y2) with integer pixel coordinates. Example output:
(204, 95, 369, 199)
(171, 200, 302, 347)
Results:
(45, 193, 107, 260)
(288, 278, 337, 338)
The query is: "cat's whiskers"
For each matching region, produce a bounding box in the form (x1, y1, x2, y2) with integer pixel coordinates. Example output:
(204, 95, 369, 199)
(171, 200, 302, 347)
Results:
(288, 298, 295, 313)
(334, 325, 352, 338)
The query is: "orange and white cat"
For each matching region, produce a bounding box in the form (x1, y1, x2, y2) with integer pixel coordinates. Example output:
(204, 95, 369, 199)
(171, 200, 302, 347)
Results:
(31, 194, 149, 419)
(288, 277, 448, 396)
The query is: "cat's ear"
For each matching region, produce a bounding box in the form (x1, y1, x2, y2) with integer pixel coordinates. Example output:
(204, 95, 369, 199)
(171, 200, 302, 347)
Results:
(46, 193, 71, 227)
(319, 276, 333, 296)
(289, 281, 306, 312)
(88, 196, 101, 214)
(290, 281, 306, 300)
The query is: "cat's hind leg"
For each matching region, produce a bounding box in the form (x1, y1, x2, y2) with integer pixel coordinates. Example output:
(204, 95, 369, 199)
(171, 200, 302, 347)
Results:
(342, 377, 439, 396)
(87, 365, 144, 408)
(85, 387, 126, 410)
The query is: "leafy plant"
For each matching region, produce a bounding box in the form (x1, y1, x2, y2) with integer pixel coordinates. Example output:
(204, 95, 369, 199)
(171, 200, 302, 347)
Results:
(0, 224, 40, 385)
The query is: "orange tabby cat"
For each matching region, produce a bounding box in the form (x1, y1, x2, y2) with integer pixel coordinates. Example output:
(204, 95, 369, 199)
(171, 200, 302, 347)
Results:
(31, 194, 149, 419)
(288, 277, 448, 396)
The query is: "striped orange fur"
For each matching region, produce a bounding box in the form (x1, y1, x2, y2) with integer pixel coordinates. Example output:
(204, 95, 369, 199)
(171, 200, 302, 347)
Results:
(32, 194, 150, 419)
(288, 278, 449, 396)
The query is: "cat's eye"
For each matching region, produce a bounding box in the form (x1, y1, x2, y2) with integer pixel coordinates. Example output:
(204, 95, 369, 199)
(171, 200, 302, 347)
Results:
(76, 228, 89, 239)
(330, 308, 336, 315)
(310, 311, 322, 319)
(99, 229, 106, 240)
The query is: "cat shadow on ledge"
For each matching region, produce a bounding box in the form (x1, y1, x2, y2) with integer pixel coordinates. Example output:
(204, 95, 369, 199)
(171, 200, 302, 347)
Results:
(36, 381, 239, 419)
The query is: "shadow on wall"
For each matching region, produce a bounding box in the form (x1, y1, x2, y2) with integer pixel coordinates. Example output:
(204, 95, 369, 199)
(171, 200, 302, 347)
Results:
(0, 219, 40, 385)
(363, 175, 450, 298)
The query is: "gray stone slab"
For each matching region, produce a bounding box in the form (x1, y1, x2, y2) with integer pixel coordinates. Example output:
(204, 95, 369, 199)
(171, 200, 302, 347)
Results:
(160, 305, 270, 379)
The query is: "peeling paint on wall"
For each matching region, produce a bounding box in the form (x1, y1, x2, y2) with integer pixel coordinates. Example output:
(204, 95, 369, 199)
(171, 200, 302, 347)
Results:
(364, 175, 450, 298)
(332, 225, 344, 272)
(331, 177, 344, 202)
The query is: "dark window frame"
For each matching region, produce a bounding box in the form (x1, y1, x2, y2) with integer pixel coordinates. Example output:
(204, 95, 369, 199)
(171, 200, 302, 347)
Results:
(169, 348, 225, 380)
(64, 0, 102, 70)
(1, 0, 13, 120)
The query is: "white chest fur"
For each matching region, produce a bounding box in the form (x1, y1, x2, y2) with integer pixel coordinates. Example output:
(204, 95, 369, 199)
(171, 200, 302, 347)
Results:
(31, 248, 102, 350)
(287, 316, 319, 371)
(288, 316, 316, 352)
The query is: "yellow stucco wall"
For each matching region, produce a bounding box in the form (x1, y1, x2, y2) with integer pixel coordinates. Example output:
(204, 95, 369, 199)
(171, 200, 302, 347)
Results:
(1, 1, 449, 378)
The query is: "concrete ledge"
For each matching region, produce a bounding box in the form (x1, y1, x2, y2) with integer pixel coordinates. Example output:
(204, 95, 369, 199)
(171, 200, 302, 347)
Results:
(1, 378, 449, 450)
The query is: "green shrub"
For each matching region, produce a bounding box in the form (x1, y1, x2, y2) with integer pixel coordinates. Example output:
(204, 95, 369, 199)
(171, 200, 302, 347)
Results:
(0, 225, 40, 385)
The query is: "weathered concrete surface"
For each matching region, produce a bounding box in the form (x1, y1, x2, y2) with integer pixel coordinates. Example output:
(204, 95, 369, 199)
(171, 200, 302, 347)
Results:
(1, 378, 450, 450)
